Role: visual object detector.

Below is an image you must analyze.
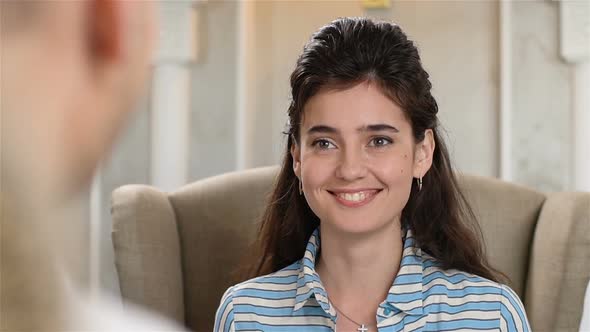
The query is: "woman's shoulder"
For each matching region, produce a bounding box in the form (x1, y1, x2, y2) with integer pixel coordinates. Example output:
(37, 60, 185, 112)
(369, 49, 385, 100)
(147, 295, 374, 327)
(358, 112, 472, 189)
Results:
(219, 260, 302, 302)
(214, 261, 304, 331)
(420, 255, 530, 331)
(421, 253, 519, 300)
(422, 253, 499, 285)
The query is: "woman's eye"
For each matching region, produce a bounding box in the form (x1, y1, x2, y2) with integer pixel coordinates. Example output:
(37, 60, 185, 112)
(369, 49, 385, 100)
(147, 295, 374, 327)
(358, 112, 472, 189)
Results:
(369, 137, 393, 147)
(312, 139, 336, 149)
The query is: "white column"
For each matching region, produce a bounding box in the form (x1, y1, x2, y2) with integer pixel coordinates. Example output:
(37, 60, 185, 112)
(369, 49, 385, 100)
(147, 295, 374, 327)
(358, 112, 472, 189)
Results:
(150, 1, 199, 191)
(89, 168, 102, 298)
(236, 0, 256, 170)
(572, 62, 590, 191)
(499, 0, 513, 181)
(150, 66, 191, 191)
(560, 0, 590, 191)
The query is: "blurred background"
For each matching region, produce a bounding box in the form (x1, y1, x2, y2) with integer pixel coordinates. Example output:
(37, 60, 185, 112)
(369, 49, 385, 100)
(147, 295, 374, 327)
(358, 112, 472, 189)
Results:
(71, 0, 589, 299)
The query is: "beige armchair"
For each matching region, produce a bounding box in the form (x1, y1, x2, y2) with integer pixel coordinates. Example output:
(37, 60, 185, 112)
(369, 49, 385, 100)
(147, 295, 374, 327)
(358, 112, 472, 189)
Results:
(111, 166, 590, 332)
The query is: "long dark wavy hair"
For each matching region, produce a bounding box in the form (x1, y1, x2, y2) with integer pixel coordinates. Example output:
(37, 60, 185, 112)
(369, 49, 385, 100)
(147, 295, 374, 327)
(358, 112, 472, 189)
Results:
(242, 17, 506, 283)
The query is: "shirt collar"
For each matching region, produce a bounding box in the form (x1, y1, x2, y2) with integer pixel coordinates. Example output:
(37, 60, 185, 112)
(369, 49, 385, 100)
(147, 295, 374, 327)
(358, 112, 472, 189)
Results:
(294, 228, 337, 318)
(293, 227, 424, 316)
(384, 229, 424, 315)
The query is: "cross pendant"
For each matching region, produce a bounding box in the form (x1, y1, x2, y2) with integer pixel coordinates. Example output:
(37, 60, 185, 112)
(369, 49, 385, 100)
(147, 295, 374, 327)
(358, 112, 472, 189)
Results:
(357, 324, 369, 332)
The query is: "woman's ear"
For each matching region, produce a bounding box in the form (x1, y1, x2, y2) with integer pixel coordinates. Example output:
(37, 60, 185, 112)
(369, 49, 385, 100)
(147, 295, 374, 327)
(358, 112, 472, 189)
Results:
(413, 129, 435, 178)
(290, 140, 302, 178)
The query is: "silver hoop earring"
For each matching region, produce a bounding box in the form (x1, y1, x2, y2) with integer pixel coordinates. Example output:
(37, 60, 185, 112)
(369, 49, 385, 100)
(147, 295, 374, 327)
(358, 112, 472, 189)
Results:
(299, 179, 303, 195)
(417, 177, 423, 191)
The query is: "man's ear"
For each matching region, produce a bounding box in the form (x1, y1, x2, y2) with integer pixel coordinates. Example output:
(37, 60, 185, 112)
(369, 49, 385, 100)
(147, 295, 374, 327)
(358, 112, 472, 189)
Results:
(290, 139, 301, 178)
(413, 129, 435, 178)
(89, 0, 121, 63)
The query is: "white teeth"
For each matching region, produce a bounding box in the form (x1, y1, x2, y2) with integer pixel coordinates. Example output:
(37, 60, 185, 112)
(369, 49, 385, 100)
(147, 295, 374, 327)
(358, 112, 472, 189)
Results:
(338, 192, 368, 202)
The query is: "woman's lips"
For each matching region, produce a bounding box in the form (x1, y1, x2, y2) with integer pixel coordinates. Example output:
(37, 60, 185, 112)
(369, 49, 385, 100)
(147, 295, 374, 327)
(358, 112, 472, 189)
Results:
(328, 189, 382, 207)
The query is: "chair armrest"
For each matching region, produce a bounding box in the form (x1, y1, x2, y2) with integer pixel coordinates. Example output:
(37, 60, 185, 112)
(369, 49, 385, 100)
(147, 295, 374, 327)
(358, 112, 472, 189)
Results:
(526, 192, 590, 331)
(111, 185, 185, 325)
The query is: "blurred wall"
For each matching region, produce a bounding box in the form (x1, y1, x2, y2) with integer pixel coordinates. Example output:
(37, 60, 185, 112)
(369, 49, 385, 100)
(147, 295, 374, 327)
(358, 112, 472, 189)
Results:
(377, 1, 500, 177)
(372, 1, 573, 190)
(190, 1, 238, 180)
(94, 0, 577, 294)
(511, 1, 572, 191)
(239, 1, 364, 168)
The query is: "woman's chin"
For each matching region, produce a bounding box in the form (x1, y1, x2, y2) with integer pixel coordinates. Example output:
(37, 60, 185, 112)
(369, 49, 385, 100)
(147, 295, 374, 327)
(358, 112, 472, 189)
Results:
(321, 218, 393, 237)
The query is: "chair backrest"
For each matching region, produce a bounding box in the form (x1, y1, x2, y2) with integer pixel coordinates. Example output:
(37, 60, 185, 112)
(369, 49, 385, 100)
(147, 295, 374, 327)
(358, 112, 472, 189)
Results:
(169, 166, 278, 331)
(114, 166, 563, 332)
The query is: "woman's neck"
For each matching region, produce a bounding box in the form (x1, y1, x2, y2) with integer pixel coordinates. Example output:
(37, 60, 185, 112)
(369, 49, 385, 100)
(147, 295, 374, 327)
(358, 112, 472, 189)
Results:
(316, 220, 404, 322)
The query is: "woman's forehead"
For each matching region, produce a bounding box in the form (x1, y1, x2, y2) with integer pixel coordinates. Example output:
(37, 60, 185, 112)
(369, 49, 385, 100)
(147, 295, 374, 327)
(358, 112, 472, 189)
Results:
(301, 82, 409, 131)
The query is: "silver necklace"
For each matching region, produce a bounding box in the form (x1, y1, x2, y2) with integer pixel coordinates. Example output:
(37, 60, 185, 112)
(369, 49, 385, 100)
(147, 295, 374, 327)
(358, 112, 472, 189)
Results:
(330, 300, 374, 332)
(318, 258, 376, 332)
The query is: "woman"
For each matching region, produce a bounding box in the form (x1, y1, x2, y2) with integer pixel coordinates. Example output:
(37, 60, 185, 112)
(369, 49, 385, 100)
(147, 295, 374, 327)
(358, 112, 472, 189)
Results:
(215, 17, 530, 332)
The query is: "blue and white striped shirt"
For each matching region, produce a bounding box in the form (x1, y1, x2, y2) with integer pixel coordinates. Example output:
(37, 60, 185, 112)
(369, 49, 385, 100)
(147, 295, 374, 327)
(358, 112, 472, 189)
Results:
(214, 228, 530, 331)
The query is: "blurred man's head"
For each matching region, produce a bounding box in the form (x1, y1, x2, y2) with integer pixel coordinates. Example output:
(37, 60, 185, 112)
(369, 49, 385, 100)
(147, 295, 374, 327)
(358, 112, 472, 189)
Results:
(1, 3, 159, 330)
(1, 0, 156, 199)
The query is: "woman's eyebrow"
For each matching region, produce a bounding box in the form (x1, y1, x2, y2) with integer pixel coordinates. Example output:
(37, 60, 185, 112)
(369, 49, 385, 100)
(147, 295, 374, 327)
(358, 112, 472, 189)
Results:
(306, 124, 399, 135)
(359, 124, 399, 133)
(307, 125, 339, 135)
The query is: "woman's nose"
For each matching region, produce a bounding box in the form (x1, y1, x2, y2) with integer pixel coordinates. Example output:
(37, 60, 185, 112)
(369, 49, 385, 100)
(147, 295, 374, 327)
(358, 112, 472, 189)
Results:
(334, 148, 367, 181)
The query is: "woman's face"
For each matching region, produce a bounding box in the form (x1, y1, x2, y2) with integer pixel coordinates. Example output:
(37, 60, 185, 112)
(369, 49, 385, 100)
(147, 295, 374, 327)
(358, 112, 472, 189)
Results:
(291, 81, 434, 235)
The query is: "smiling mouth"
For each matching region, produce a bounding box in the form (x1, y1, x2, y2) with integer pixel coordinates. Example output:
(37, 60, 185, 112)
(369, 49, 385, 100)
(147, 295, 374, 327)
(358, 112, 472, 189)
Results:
(327, 189, 382, 207)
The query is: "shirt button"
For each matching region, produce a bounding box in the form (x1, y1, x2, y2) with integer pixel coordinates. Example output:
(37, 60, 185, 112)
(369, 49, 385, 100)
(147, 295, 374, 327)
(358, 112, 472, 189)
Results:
(384, 308, 392, 315)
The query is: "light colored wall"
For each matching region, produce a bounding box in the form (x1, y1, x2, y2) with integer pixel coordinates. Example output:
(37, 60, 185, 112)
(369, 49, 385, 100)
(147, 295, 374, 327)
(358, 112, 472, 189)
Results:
(190, 1, 238, 180)
(268, 2, 365, 164)
(239, 1, 364, 168)
(511, 0, 572, 191)
(369, 1, 501, 177)
(368, 0, 575, 191)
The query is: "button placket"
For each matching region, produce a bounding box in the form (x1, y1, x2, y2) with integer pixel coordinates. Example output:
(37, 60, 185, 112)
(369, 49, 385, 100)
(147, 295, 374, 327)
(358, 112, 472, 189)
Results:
(381, 303, 396, 316)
